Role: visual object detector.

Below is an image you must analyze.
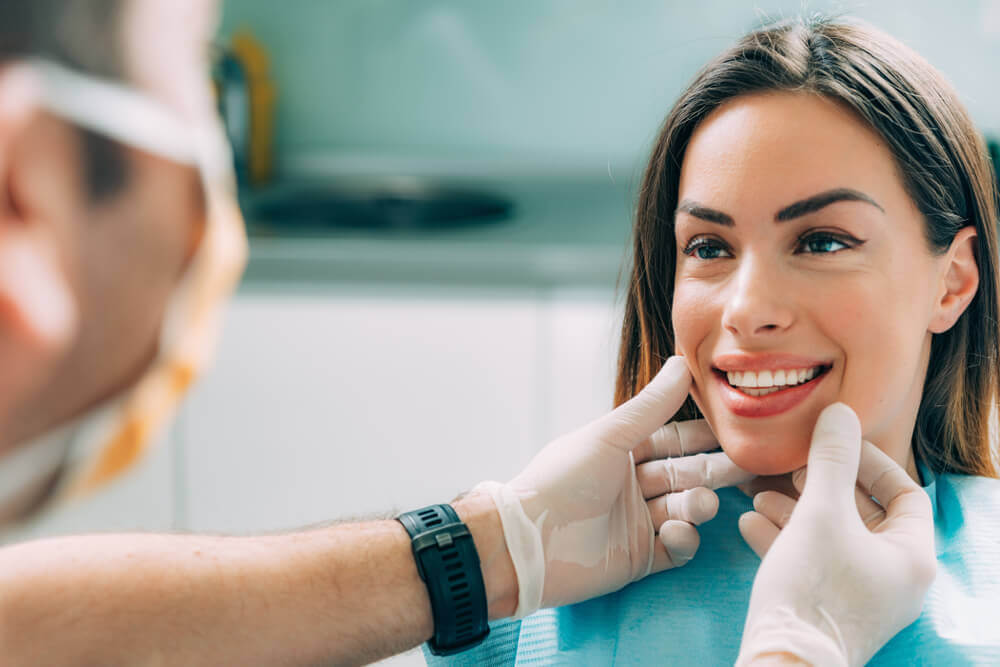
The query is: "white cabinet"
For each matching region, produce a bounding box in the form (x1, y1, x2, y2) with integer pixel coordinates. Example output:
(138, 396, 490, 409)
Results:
(541, 287, 622, 441)
(178, 284, 618, 534)
(179, 285, 547, 533)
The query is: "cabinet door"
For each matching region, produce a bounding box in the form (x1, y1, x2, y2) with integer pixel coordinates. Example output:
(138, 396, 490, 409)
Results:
(541, 287, 620, 442)
(178, 286, 543, 534)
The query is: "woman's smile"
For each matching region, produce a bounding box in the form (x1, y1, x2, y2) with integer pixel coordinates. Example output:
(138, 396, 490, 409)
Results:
(709, 353, 833, 418)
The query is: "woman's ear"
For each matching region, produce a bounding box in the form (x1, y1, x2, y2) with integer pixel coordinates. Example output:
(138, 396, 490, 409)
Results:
(928, 226, 979, 334)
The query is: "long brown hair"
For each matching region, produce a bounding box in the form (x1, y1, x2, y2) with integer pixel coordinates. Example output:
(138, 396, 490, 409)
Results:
(616, 17, 1000, 477)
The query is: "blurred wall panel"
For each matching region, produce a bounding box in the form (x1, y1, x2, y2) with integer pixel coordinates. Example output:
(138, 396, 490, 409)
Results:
(219, 0, 1000, 175)
(179, 286, 544, 533)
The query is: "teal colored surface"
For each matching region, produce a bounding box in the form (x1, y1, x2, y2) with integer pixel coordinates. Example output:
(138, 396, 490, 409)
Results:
(428, 464, 1000, 665)
(219, 0, 1000, 171)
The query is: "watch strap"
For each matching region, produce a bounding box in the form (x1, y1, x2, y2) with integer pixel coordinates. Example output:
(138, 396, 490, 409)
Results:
(398, 504, 490, 655)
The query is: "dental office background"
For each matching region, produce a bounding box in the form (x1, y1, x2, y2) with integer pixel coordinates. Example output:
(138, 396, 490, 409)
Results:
(41, 1, 999, 663)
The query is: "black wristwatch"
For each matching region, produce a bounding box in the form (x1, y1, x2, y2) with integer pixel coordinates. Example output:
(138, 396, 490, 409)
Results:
(397, 504, 490, 655)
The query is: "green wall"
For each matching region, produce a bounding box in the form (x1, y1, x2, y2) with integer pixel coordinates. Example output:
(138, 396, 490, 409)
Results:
(219, 0, 1000, 176)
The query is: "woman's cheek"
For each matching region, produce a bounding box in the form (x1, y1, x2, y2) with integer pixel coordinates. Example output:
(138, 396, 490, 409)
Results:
(672, 282, 716, 416)
(671, 280, 713, 357)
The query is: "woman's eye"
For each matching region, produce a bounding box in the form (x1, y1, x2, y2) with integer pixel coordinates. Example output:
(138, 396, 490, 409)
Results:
(797, 233, 851, 254)
(684, 238, 732, 260)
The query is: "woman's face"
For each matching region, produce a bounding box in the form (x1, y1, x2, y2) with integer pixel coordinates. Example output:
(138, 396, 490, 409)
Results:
(672, 91, 950, 477)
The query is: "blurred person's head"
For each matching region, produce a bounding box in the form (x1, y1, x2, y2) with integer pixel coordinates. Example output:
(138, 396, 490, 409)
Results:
(0, 0, 221, 452)
(616, 17, 1000, 479)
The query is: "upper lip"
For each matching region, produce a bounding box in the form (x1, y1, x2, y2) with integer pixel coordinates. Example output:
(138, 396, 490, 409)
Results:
(712, 352, 833, 373)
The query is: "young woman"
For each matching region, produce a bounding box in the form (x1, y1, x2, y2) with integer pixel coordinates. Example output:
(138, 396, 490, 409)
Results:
(440, 16, 1000, 664)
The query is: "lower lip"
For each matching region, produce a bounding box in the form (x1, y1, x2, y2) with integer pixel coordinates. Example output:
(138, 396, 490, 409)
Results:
(714, 370, 827, 418)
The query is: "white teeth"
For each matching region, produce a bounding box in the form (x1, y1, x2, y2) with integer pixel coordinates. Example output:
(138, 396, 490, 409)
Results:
(724, 365, 826, 392)
(745, 386, 781, 397)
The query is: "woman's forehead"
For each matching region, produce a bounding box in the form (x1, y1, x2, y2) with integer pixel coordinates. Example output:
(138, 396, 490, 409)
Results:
(677, 91, 906, 219)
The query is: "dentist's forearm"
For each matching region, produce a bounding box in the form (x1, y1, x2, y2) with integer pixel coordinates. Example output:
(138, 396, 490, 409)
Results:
(0, 492, 516, 665)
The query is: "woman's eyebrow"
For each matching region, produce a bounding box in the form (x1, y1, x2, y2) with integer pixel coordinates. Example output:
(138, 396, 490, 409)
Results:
(775, 188, 885, 221)
(675, 201, 734, 226)
(675, 188, 885, 227)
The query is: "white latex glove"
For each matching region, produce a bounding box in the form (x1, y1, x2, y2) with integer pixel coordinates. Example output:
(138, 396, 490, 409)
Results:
(736, 403, 937, 667)
(476, 356, 752, 618)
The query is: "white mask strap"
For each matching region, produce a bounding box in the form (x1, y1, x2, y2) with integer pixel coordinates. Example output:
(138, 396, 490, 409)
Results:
(15, 58, 198, 166)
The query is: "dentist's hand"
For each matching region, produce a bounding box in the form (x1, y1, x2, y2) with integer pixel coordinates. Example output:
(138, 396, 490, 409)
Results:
(475, 356, 752, 618)
(736, 403, 937, 667)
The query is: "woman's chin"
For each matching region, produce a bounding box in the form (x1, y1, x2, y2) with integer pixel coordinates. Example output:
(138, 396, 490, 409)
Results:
(720, 433, 810, 477)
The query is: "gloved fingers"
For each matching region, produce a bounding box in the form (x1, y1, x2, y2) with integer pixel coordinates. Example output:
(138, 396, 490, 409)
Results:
(799, 403, 863, 510)
(632, 419, 717, 464)
(752, 490, 796, 529)
(854, 484, 887, 530)
(637, 450, 756, 497)
(857, 439, 921, 511)
(794, 463, 887, 529)
(647, 487, 719, 529)
(652, 519, 701, 571)
(738, 511, 780, 559)
(592, 356, 691, 452)
(752, 483, 887, 531)
(857, 440, 934, 540)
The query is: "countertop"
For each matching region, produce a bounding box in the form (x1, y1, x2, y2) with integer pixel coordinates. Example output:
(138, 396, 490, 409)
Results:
(240, 175, 638, 288)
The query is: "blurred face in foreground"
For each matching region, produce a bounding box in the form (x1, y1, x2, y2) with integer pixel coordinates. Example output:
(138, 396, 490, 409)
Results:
(0, 0, 219, 451)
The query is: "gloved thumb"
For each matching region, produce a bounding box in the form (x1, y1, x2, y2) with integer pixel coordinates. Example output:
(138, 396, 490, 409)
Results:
(800, 403, 863, 511)
(592, 356, 691, 452)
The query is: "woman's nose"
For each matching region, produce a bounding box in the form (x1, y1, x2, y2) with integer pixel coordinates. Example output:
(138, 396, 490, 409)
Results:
(720, 256, 795, 338)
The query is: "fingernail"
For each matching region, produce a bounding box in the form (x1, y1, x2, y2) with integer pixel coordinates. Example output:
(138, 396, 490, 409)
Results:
(660, 523, 698, 565)
(699, 489, 719, 518)
(666, 544, 696, 565)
